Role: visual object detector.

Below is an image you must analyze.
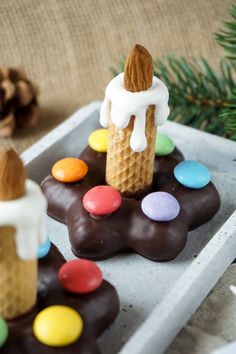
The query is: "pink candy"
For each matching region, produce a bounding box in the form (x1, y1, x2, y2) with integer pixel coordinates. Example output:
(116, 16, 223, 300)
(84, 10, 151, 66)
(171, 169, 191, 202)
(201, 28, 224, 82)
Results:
(83, 185, 122, 216)
(58, 259, 103, 294)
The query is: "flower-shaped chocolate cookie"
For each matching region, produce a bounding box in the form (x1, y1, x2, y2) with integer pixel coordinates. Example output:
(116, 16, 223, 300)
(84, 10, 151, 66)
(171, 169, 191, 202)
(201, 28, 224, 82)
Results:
(1, 243, 119, 353)
(41, 133, 220, 262)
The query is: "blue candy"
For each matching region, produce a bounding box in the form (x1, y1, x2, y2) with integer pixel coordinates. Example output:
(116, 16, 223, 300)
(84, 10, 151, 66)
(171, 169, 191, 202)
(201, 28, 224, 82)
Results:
(38, 237, 51, 259)
(174, 160, 211, 189)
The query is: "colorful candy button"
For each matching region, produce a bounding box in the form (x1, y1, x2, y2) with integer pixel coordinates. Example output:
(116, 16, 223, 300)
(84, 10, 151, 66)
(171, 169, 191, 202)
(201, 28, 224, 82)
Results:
(33, 305, 83, 347)
(83, 185, 122, 216)
(174, 160, 211, 189)
(58, 259, 103, 294)
(155, 133, 175, 156)
(0, 318, 8, 348)
(38, 237, 51, 259)
(88, 129, 108, 153)
(52, 158, 88, 183)
(141, 192, 180, 221)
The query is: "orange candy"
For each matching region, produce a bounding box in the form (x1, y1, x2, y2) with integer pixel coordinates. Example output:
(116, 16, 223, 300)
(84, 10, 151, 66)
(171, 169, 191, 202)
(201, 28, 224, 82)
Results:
(52, 158, 88, 183)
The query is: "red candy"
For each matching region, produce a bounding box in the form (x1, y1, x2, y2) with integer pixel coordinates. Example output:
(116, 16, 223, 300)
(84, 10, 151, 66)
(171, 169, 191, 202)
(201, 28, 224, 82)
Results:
(58, 259, 103, 294)
(83, 185, 122, 216)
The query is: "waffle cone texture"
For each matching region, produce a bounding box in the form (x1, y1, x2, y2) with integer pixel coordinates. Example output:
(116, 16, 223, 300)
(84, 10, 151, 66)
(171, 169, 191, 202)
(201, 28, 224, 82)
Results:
(106, 105, 156, 196)
(0, 226, 37, 319)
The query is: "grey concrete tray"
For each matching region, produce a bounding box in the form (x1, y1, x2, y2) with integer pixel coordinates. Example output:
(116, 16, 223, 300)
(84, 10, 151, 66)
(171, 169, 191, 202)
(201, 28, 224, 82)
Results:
(22, 102, 236, 354)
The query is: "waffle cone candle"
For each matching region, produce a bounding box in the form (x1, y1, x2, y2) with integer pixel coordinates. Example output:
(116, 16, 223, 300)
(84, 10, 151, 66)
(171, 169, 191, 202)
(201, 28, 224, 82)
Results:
(100, 44, 170, 196)
(0, 149, 47, 319)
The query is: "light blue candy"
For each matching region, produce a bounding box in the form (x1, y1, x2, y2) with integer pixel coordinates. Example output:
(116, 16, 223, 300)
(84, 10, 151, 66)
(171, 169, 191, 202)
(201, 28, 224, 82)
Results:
(38, 237, 51, 259)
(174, 160, 211, 189)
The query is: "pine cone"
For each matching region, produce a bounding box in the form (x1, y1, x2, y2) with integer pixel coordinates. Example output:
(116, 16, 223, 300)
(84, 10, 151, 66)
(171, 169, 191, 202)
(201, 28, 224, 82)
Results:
(0, 67, 39, 138)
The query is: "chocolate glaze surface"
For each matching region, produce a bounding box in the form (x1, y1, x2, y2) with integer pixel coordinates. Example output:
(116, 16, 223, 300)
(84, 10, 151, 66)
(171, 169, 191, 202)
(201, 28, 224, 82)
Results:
(41, 146, 221, 261)
(2, 244, 119, 354)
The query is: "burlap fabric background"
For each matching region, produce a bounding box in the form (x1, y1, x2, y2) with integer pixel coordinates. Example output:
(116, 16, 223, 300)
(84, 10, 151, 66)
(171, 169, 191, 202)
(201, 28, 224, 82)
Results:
(1, 1, 236, 354)
(0, 0, 232, 152)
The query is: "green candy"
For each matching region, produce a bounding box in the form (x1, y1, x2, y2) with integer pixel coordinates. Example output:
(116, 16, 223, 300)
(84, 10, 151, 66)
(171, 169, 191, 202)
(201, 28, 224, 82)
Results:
(155, 133, 175, 156)
(0, 318, 8, 347)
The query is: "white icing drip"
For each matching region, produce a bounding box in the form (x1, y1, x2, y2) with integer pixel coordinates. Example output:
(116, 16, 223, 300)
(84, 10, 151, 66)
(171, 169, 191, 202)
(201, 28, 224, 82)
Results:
(0, 180, 47, 260)
(100, 72, 170, 152)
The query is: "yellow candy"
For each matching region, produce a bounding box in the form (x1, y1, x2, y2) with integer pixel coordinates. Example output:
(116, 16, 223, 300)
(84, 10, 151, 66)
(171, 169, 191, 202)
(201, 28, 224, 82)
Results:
(33, 305, 83, 347)
(88, 129, 108, 152)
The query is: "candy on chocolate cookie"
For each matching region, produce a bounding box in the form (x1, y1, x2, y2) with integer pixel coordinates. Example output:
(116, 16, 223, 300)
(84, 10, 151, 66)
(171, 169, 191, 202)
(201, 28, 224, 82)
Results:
(155, 133, 175, 156)
(0, 149, 119, 354)
(41, 45, 220, 261)
(33, 305, 84, 347)
(83, 185, 122, 217)
(52, 157, 88, 183)
(174, 160, 211, 189)
(141, 191, 180, 222)
(88, 128, 109, 153)
(58, 259, 103, 294)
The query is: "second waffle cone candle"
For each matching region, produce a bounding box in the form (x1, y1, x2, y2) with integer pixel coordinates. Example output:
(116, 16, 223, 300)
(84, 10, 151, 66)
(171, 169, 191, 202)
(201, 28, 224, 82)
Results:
(0, 149, 47, 319)
(100, 45, 170, 196)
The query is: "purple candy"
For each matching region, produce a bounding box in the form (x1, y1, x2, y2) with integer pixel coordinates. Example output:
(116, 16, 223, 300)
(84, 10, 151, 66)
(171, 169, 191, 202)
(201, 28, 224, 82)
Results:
(141, 192, 180, 222)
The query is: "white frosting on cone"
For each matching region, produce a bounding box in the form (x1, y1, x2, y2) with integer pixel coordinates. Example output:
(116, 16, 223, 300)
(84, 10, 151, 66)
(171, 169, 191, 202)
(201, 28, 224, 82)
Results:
(0, 180, 47, 260)
(100, 72, 170, 152)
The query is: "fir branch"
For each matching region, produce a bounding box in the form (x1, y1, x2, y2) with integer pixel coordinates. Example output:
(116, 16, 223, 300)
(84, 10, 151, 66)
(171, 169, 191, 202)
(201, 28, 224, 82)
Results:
(215, 5, 236, 60)
(215, 5, 236, 140)
(220, 103, 236, 140)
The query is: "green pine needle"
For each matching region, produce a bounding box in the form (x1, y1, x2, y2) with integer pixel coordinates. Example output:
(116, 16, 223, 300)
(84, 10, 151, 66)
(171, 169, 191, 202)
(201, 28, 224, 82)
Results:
(215, 5, 236, 60)
(215, 5, 236, 140)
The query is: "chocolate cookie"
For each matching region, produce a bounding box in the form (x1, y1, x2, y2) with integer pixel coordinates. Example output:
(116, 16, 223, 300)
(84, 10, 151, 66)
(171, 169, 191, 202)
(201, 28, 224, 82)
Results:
(41, 145, 220, 261)
(2, 243, 119, 354)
